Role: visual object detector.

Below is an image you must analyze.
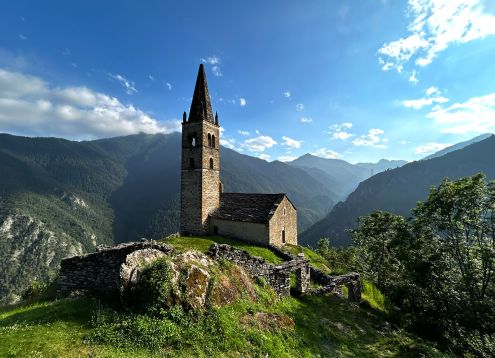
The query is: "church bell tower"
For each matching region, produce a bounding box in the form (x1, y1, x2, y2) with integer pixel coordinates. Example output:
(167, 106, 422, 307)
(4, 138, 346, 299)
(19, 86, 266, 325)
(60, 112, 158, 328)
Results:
(180, 64, 221, 235)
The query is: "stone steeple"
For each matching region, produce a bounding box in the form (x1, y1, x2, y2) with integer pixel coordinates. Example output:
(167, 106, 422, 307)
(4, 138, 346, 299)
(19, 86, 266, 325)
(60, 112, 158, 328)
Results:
(180, 64, 221, 236)
(188, 63, 214, 123)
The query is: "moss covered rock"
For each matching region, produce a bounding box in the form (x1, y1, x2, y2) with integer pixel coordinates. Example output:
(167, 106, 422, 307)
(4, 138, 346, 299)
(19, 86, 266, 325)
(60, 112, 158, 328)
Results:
(122, 250, 258, 313)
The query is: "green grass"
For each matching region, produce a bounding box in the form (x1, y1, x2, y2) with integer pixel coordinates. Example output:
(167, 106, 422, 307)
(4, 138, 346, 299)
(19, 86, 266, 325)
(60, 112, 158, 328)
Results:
(361, 280, 390, 313)
(0, 293, 444, 357)
(0, 238, 443, 356)
(162, 236, 284, 264)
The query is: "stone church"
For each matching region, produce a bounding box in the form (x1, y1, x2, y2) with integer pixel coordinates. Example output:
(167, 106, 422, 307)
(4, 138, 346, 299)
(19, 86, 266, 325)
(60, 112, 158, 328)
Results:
(180, 64, 297, 247)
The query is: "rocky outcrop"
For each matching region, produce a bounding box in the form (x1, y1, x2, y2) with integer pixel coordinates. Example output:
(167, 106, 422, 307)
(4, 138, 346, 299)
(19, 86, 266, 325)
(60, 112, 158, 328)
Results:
(0, 214, 86, 304)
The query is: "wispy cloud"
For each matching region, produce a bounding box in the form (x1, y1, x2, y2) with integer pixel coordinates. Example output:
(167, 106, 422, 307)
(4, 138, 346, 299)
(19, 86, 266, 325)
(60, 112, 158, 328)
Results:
(201, 56, 220, 65)
(257, 154, 270, 161)
(296, 103, 304, 111)
(427, 92, 495, 134)
(301, 117, 313, 123)
(282, 91, 291, 98)
(164, 82, 172, 90)
(238, 130, 250, 136)
(415, 142, 452, 155)
(378, 0, 495, 72)
(201, 56, 222, 77)
(278, 155, 297, 162)
(211, 65, 222, 77)
(242, 134, 277, 152)
(239, 98, 247, 106)
(109, 73, 137, 95)
(311, 148, 342, 159)
(18, 34, 27, 41)
(328, 122, 353, 140)
(148, 74, 155, 81)
(402, 86, 448, 109)
(352, 128, 388, 148)
(0, 68, 180, 139)
(282, 136, 302, 148)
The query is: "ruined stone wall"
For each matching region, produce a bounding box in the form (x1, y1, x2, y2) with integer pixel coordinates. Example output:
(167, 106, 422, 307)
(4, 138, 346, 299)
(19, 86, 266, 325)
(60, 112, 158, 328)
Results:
(58, 242, 174, 296)
(207, 243, 309, 296)
(210, 218, 269, 245)
(268, 196, 297, 246)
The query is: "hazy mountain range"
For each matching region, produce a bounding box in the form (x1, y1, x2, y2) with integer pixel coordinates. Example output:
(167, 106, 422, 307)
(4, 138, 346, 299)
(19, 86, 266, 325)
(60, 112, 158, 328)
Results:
(2, 130, 492, 300)
(0, 132, 400, 301)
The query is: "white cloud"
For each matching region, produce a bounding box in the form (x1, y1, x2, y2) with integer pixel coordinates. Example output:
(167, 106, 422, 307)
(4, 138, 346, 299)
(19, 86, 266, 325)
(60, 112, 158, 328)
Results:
(426, 86, 439, 96)
(426, 92, 495, 134)
(0, 68, 180, 140)
(109, 73, 137, 95)
(201, 56, 220, 65)
(148, 74, 155, 81)
(278, 155, 297, 162)
(415, 142, 452, 154)
(311, 148, 342, 159)
(301, 117, 313, 123)
(352, 128, 388, 148)
(165, 82, 172, 90)
(242, 135, 277, 152)
(409, 71, 419, 84)
(328, 122, 354, 140)
(220, 137, 242, 151)
(201, 56, 222, 77)
(282, 91, 291, 98)
(296, 103, 304, 111)
(282, 136, 302, 148)
(257, 154, 270, 161)
(211, 65, 222, 77)
(239, 98, 247, 106)
(403, 96, 449, 109)
(378, 0, 495, 72)
(238, 130, 250, 136)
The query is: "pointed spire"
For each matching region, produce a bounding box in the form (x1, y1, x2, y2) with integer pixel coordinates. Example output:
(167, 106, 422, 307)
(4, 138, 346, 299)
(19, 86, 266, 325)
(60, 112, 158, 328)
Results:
(188, 64, 214, 123)
(215, 111, 219, 125)
(182, 111, 187, 123)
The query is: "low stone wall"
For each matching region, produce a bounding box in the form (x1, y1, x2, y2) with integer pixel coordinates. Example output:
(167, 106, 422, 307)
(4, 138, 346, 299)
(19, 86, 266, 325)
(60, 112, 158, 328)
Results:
(58, 241, 174, 296)
(207, 243, 310, 296)
(267, 246, 363, 302)
(308, 268, 362, 302)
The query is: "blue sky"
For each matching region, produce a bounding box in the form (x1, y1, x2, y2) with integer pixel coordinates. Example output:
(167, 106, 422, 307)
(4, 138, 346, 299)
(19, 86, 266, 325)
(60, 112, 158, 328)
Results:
(0, 0, 494, 163)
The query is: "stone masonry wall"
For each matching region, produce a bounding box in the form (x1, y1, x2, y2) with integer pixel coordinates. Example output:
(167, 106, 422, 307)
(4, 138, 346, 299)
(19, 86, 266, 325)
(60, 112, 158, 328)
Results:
(268, 196, 297, 246)
(210, 218, 269, 245)
(207, 243, 309, 296)
(58, 241, 174, 296)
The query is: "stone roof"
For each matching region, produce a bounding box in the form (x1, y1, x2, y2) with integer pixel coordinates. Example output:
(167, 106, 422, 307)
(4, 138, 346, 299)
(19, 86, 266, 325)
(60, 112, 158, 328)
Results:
(188, 64, 215, 123)
(211, 193, 287, 224)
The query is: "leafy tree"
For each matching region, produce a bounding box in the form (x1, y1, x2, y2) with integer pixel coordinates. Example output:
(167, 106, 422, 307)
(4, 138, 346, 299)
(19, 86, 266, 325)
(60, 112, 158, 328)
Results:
(352, 211, 408, 292)
(351, 173, 495, 355)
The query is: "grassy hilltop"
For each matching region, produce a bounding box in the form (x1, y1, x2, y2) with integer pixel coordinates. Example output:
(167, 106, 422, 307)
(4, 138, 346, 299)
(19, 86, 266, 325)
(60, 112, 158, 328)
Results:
(0, 237, 444, 357)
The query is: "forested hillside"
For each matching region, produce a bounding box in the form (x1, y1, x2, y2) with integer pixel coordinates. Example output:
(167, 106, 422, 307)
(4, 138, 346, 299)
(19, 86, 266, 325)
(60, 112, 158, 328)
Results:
(0, 132, 338, 300)
(301, 135, 495, 246)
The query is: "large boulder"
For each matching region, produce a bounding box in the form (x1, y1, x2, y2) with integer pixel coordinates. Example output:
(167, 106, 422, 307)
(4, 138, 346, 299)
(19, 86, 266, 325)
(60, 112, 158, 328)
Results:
(120, 248, 167, 307)
(121, 250, 257, 313)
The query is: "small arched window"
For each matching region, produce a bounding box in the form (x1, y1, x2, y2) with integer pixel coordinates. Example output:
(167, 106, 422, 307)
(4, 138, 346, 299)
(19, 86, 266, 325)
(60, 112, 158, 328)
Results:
(208, 133, 212, 147)
(209, 158, 214, 169)
(212, 135, 216, 148)
(189, 158, 194, 169)
(283, 207, 286, 216)
(282, 227, 286, 244)
(192, 136, 196, 147)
